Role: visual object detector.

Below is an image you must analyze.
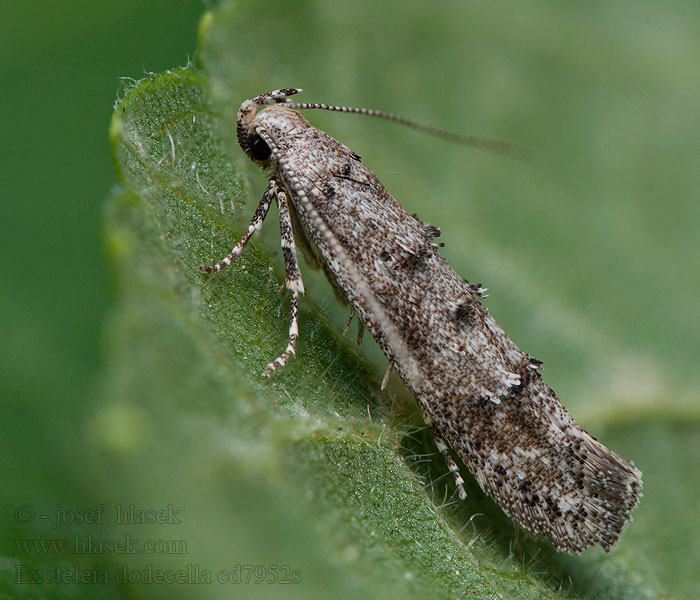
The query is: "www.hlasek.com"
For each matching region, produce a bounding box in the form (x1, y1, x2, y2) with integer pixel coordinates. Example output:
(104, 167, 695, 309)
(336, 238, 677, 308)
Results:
(16, 534, 187, 555)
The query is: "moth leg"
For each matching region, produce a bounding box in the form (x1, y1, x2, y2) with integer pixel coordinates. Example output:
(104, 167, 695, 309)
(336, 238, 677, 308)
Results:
(428, 422, 467, 500)
(199, 180, 275, 273)
(342, 308, 365, 345)
(263, 185, 305, 377)
(381, 363, 392, 391)
(342, 308, 355, 336)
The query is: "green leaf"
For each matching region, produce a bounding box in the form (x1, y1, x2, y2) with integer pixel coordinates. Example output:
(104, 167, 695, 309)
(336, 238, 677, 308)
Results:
(106, 68, 567, 600)
(98, 2, 700, 599)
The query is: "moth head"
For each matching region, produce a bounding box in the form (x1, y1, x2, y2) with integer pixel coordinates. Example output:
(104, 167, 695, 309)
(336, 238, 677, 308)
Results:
(236, 88, 303, 166)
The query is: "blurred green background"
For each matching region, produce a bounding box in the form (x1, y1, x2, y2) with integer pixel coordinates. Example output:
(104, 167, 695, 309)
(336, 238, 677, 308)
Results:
(2, 1, 700, 599)
(1, 0, 203, 597)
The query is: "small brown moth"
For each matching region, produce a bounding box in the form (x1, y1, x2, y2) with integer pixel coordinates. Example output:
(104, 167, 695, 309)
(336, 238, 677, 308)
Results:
(200, 88, 642, 553)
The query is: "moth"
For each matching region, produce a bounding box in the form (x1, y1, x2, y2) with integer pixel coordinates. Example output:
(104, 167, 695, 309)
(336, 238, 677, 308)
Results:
(200, 88, 642, 553)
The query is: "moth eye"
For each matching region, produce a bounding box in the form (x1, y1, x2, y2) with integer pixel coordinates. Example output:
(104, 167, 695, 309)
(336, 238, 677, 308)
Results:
(249, 135, 272, 161)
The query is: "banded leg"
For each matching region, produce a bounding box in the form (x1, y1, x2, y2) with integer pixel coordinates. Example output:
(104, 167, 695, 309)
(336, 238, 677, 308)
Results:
(418, 405, 467, 500)
(430, 423, 467, 500)
(342, 308, 365, 346)
(342, 308, 355, 336)
(263, 184, 305, 377)
(199, 180, 275, 273)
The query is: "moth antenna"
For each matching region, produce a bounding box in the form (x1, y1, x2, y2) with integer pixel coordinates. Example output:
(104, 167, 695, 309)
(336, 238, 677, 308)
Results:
(285, 99, 528, 158)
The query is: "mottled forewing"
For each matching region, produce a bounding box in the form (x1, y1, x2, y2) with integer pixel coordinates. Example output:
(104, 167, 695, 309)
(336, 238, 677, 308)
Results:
(279, 124, 641, 553)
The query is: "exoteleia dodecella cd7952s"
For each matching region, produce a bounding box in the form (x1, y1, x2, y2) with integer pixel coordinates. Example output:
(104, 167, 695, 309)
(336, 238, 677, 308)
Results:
(199, 88, 642, 554)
